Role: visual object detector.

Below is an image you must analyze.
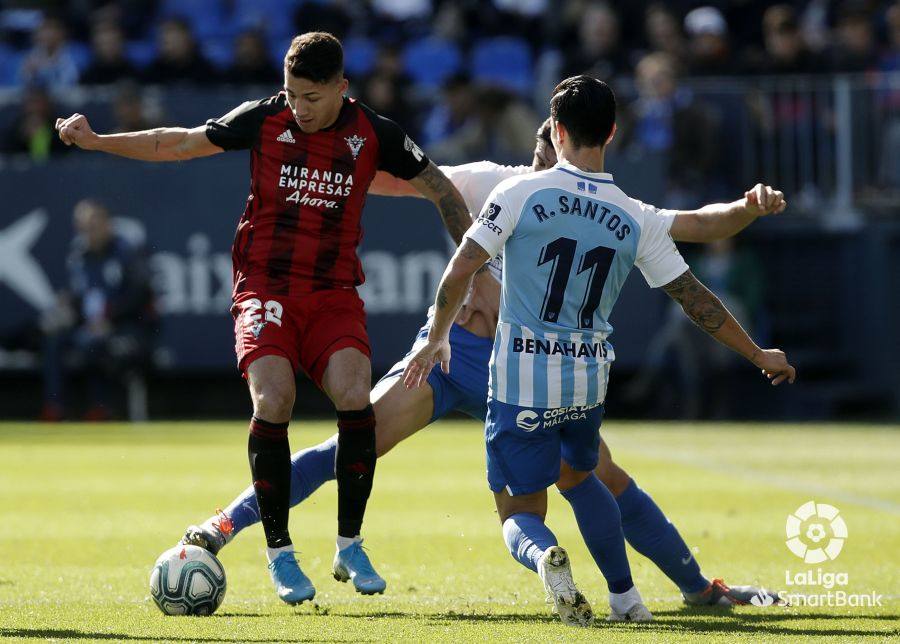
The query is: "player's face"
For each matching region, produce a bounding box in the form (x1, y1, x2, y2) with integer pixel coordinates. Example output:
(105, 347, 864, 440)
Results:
(283, 71, 349, 134)
(531, 139, 557, 171)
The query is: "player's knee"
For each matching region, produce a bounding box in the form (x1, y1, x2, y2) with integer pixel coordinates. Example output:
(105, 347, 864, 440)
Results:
(253, 383, 295, 422)
(331, 381, 370, 411)
(595, 460, 632, 497)
(556, 462, 590, 492)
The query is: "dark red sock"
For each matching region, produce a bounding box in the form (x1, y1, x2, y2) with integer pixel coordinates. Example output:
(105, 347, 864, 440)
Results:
(248, 416, 292, 548)
(335, 405, 376, 539)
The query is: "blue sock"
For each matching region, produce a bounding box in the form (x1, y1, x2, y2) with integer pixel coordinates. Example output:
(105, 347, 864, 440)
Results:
(226, 435, 338, 536)
(616, 479, 708, 594)
(560, 474, 633, 593)
(502, 512, 558, 573)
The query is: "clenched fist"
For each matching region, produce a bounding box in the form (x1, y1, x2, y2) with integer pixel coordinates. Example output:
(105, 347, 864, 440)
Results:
(743, 183, 787, 216)
(55, 113, 99, 150)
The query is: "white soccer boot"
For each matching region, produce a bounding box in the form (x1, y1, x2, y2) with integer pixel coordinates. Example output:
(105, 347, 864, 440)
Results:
(537, 546, 594, 627)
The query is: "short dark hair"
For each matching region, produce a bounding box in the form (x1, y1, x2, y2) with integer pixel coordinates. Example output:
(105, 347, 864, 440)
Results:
(284, 31, 343, 82)
(549, 75, 616, 148)
(536, 118, 552, 145)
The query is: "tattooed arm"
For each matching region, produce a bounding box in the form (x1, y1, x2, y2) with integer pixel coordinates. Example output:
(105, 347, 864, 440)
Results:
(408, 161, 472, 244)
(662, 269, 796, 385)
(402, 238, 490, 388)
(56, 114, 221, 161)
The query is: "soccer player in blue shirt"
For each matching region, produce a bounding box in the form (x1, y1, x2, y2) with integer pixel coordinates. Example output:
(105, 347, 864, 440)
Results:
(402, 75, 795, 626)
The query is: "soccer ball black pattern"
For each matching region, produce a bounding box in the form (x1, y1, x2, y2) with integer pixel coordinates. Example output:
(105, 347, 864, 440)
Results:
(149, 545, 226, 616)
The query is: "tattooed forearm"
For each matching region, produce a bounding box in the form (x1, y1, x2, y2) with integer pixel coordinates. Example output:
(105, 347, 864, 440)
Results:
(662, 270, 727, 334)
(436, 284, 449, 309)
(411, 162, 472, 244)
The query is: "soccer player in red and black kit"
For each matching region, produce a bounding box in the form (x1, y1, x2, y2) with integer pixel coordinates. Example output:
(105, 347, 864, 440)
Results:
(55, 32, 473, 604)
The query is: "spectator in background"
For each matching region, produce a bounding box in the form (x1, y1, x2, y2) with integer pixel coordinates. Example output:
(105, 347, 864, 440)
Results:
(428, 85, 539, 165)
(80, 19, 137, 85)
(831, 2, 879, 72)
(878, 2, 900, 187)
(370, 0, 432, 38)
(0, 85, 68, 161)
(142, 17, 217, 85)
(40, 199, 156, 421)
(360, 71, 416, 133)
(683, 5, 733, 76)
(293, 0, 359, 41)
(111, 82, 160, 133)
(359, 45, 416, 128)
(643, 3, 687, 66)
(621, 52, 721, 207)
(222, 30, 281, 85)
(885, 2, 900, 72)
(421, 73, 476, 147)
(18, 14, 80, 88)
(748, 5, 822, 75)
(561, 2, 631, 81)
(627, 238, 765, 419)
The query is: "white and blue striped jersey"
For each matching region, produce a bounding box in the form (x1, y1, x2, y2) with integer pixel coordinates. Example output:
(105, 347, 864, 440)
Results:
(465, 160, 688, 408)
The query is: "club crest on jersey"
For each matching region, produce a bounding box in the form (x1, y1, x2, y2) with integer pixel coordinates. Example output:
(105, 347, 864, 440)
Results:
(250, 321, 266, 338)
(345, 134, 366, 159)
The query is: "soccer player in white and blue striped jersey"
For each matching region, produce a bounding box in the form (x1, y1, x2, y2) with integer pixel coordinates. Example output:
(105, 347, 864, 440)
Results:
(403, 76, 795, 626)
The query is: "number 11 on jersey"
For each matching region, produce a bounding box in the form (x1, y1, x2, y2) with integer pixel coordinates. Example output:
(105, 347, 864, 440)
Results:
(538, 236, 615, 330)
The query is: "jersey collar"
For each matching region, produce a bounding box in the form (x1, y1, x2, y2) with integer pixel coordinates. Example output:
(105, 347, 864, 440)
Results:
(554, 160, 615, 184)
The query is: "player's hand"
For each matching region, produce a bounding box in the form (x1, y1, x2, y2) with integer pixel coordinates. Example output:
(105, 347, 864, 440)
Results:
(743, 183, 786, 217)
(55, 113, 99, 150)
(752, 348, 796, 386)
(402, 336, 451, 389)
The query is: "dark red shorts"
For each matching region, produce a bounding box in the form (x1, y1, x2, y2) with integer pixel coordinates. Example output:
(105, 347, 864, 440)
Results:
(231, 288, 370, 388)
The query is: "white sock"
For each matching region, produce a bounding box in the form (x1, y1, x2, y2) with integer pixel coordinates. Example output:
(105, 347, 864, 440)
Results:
(336, 535, 360, 551)
(266, 544, 294, 564)
(609, 585, 643, 615)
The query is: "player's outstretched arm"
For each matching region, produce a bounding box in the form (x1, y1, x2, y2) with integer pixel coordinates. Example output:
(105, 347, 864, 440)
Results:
(55, 113, 223, 162)
(662, 269, 796, 385)
(669, 183, 786, 243)
(402, 238, 490, 389)
(407, 162, 472, 244)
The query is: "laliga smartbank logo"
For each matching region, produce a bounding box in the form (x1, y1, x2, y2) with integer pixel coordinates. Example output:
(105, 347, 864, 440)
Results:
(785, 500, 847, 563)
(774, 500, 883, 608)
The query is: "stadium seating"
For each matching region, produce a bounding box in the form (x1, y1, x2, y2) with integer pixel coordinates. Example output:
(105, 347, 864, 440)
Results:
(403, 37, 462, 89)
(470, 36, 532, 95)
(344, 37, 379, 77)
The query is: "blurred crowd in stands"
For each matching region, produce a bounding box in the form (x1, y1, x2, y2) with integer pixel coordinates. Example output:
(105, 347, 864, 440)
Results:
(2, 1, 899, 165)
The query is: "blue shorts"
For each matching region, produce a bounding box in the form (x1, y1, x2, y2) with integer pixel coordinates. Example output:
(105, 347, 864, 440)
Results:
(379, 321, 492, 422)
(485, 398, 605, 496)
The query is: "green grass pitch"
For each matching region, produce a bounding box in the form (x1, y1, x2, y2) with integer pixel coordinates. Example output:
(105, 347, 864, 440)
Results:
(1, 420, 897, 643)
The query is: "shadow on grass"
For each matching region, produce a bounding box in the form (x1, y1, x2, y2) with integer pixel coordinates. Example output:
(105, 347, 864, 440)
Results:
(328, 607, 899, 637)
(0, 628, 361, 642)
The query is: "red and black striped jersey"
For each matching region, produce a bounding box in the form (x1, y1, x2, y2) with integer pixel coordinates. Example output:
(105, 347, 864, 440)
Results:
(205, 93, 429, 297)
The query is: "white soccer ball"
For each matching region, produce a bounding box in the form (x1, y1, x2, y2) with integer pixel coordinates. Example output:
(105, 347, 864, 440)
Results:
(149, 544, 226, 616)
